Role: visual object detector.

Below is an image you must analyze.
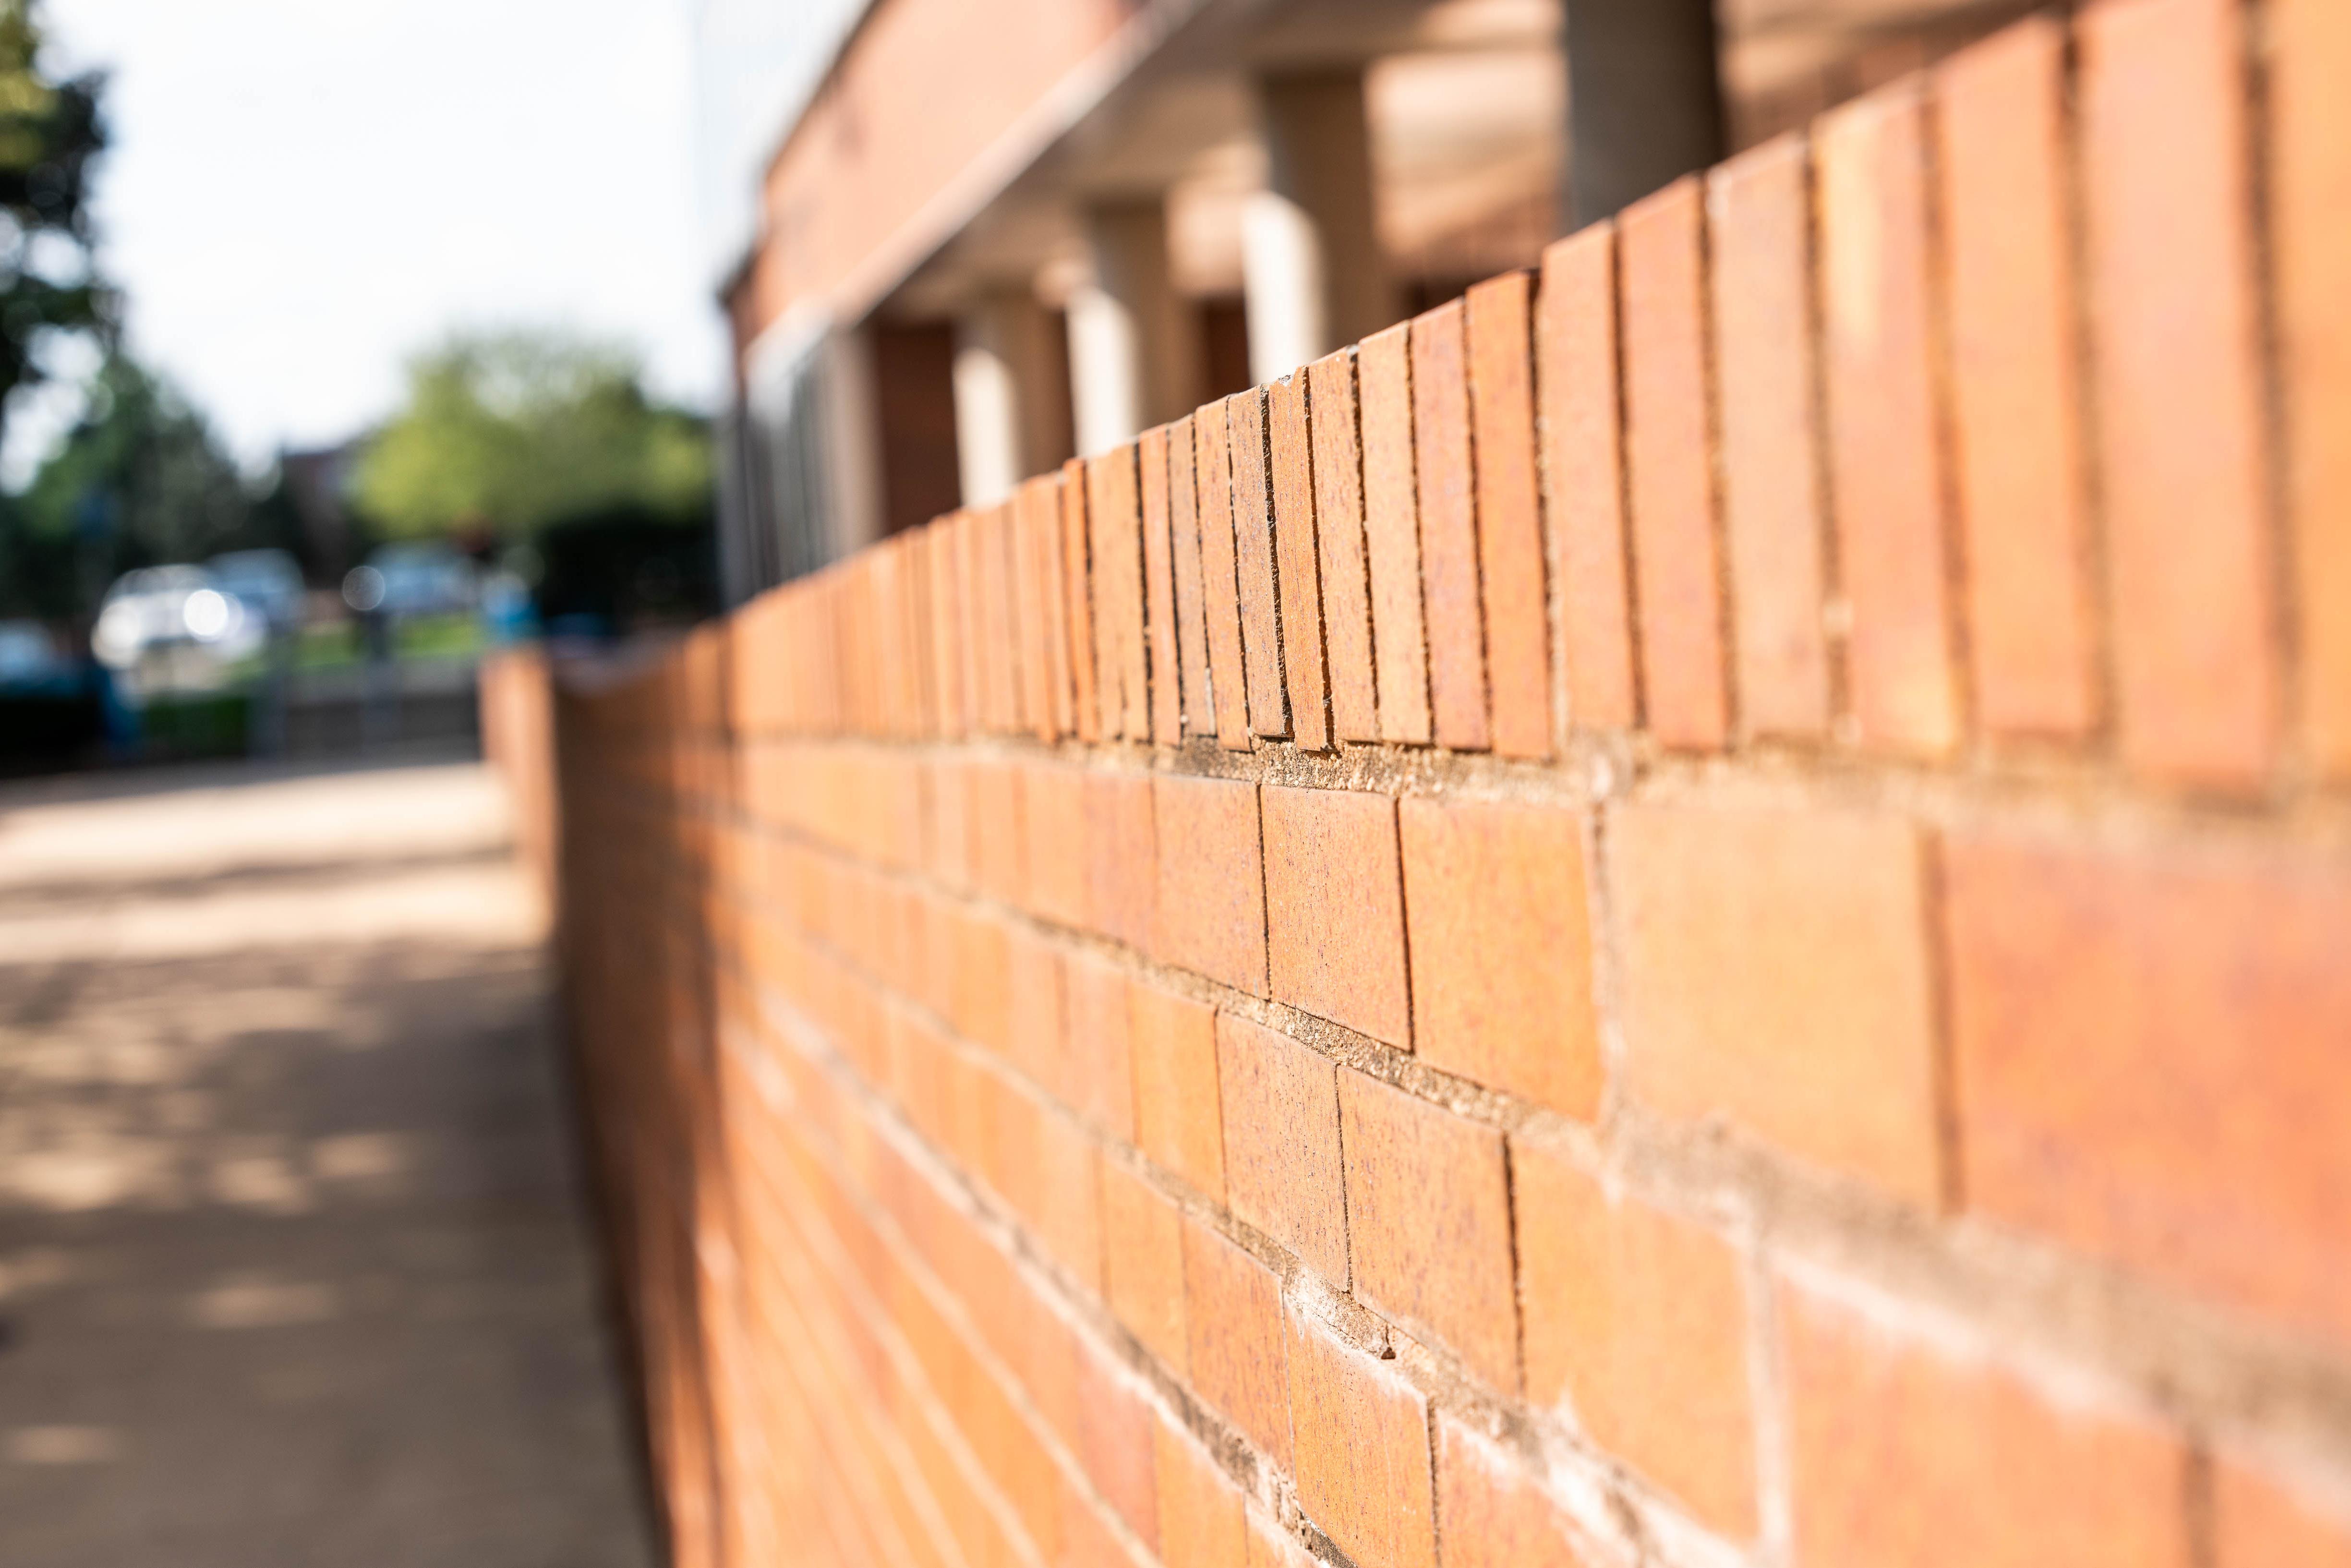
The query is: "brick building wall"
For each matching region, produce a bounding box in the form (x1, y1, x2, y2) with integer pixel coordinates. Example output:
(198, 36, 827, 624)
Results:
(492, 1, 2351, 1563)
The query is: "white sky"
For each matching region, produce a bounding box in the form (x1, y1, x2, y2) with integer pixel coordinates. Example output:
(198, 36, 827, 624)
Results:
(23, 0, 730, 476)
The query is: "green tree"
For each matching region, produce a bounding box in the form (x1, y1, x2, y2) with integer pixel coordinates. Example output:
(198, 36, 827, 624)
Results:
(0, 0, 109, 419)
(354, 329, 710, 541)
(0, 352, 254, 616)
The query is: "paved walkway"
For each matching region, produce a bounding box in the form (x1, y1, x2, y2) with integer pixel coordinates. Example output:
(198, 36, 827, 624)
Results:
(0, 753, 654, 1568)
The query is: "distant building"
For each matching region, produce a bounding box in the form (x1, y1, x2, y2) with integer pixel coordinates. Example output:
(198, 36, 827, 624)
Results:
(692, 0, 2046, 605)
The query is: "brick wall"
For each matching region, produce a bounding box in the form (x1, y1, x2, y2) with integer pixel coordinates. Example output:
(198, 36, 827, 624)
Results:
(494, 2, 2351, 1564)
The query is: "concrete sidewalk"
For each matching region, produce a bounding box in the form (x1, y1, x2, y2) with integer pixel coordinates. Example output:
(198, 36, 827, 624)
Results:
(0, 754, 654, 1567)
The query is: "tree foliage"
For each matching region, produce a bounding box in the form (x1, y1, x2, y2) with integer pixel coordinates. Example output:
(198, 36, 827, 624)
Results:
(354, 329, 710, 541)
(0, 0, 108, 417)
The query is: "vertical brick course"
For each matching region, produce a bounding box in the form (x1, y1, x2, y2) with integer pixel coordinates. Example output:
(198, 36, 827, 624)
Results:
(1465, 271, 1551, 759)
(1230, 389, 1290, 739)
(1359, 322, 1435, 744)
(1411, 300, 1492, 751)
(1307, 349, 1379, 742)
(1195, 399, 1254, 749)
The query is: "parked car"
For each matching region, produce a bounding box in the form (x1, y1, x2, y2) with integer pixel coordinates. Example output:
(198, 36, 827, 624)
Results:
(90, 566, 266, 671)
(206, 549, 306, 633)
(348, 543, 475, 620)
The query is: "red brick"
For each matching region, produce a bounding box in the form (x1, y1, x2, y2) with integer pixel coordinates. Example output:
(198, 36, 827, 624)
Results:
(1248, 1515, 1314, 1568)
(927, 760, 975, 894)
(2275, 0, 2351, 778)
(1140, 423, 1183, 745)
(1022, 762, 1090, 929)
(1083, 769, 1157, 951)
(1515, 1141, 1753, 1536)
(1073, 1341, 1160, 1550)
(1338, 1072, 1519, 1391)
(1149, 774, 1266, 996)
(928, 520, 969, 737)
(1261, 784, 1410, 1046)
(1129, 983, 1224, 1198)
(1619, 177, 1728, 751)
(1942, 834, 2351, 1342)
(950, 913, 1013, 1056)
(1216, 1013, 1347, 1281)
(976, 500, 1024, 734)
(1287, 1306, 1436, 1568)
(1411, 300, 1491, 751)
(1399, 796, 1601, 1119)
(2214, 1459, 2351, 1567)
(969, 760, 1025, 906)
(1057, 1471, 1133, 1568)
(1783, 1281, 2190, 1568)
(1167, 411, 1219, 740)
(1818, 79, 1962, 756)
(1090, 444, 1150, 740)
(1613, 802, 1942, 1206)
(2082, 0, 2276, 789)
(1060, 457, 1101, 743)
(1194, 398, 1254, 749)
(1003, 925, 1066, 1095)
(1433, 1415, 1584, 1568)
(1936, 20, 2096, 740)
(1155, 1420, 1246, 1568)
(1466, 270, 1551, 760)
(1101, 1157, 1188, 1370)
(1359, 321, 1435, 744)
(1708, 133, 1832, 739)
(1182, 1217, 1292, 1467)
(1063, 951, 1136, 1142)
(1228, 388, 1289, 739)
(1307, 349, 1378, 742)
(1268, 373, 1331, 750)
(1538, 222, 1638, 732)
(1014, 472, 1070, 740)
(1030, 1096, 1101, 1294)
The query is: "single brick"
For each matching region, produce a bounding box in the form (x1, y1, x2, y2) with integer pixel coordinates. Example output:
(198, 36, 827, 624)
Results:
(1014, 472, 1070, 739)
(1229, 388, 1290, 738)
(954, 511, 990, 739)
(1937, 19, 2096, 740)
(1709, 133, 1832, 739)
(969, 760, 1026, 907)
(1022, 762, 1090, 929)
(927, 760, 974, 893)
(1060, 456, 1102, 743)
(1140, 423, 1184, 745)
(1101, 1158, 1188, 1371)
(2214, 1459, 2351, 1567)
(1818, 79, 1962, 756)
(1130, 982, 1225, 1198)
(1613, 802, 1942, 1206)
(1073, 1341, 1160, 1550)
(928, 520, 969, 737)
(1287, 1304, 1437, 1568)
(950, 913, 1013, 1056)
(976, 500, 1025, 734)
(1516, 1141, 1754, 1536)
(1150, 774, 1267, 996)
(1088, 446, 1148, 740)
(1943, 834, 2351, 1343)
(1217, 1013, 1348, 1282)
(1412, 300, 1492, 751)
(1434, 1414, 1584, 1568)
(1308, 349, 1379, 742)
(1195, 398, 1254, 749)
(1167, 411, 1219, 739)
(1466, 271, 1552, 760)
(1155, 1421, 1246, 1568)
(1359, 321, 1435, 744)
(1339, 1071, 1520, 1392)
(1083, 769, 1157, 952)
(1619, 177, 1729, 751)
(1063, 951, 1137, 1141)
(1538, 221, 1639, 732)
(1784, 1281, 2190, 1568)
(1032, 1097, 1102, 1294)
(1399, 796, 1601, 1118)
(1269, 373, 1332, 750)
(2082, 0, 2276, 789)
(1262, 784, 1411, 1046)
(2275, 0, 2351, 777)
(1182, 1216, 1292, 1467)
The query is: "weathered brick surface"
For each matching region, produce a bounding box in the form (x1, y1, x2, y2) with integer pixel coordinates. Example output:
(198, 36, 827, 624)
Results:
(500, 14, 2351, 1567)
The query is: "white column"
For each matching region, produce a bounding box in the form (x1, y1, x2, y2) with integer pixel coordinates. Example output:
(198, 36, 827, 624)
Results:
(1067, 199, 1197, 457)
(953, 289, 1063, 506)
(820, 325, 883, 557)
(1245, 70, 1396, 385)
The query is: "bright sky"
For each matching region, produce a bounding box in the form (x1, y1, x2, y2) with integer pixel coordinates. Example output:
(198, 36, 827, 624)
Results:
(24, 0, 729, 477)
